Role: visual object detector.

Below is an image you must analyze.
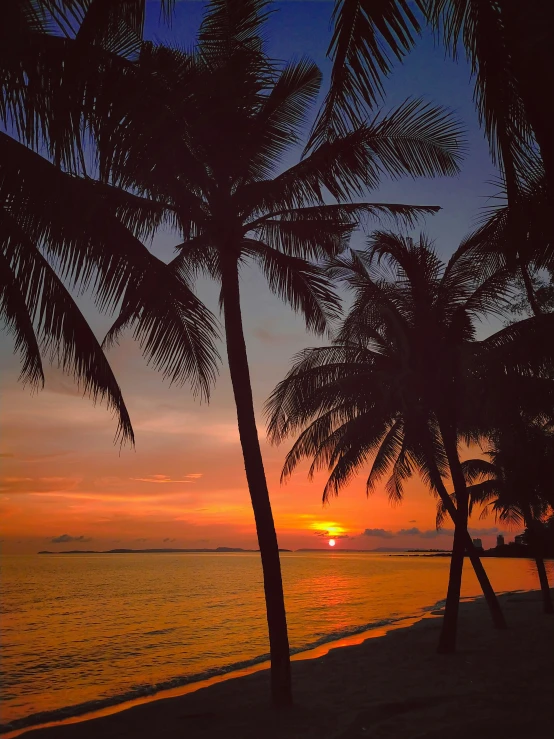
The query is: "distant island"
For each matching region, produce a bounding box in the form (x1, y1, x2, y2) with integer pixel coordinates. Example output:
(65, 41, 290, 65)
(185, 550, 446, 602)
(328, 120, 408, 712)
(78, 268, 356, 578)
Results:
(37, 544, 549, 558)
(38, 547, 292, 554)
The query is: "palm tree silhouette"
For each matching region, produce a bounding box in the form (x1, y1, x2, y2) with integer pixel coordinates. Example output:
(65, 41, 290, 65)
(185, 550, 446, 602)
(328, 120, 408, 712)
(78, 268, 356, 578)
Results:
(0, 1, 218, 441)
(439, 422, 554, 614)
(315, 1, 553, 220)
(94, 0, 466, 703)
(267, 233, 554, 652)
(458, 157, 553, 316)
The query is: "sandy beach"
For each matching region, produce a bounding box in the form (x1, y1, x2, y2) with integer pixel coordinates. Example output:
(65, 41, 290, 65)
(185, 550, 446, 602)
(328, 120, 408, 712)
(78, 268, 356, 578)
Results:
(13, 590, 553, 739)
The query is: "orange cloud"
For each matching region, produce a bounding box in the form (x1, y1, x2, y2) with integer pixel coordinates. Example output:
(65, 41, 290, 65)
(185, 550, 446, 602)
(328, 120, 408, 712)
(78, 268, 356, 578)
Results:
(131, 474, 202, 483)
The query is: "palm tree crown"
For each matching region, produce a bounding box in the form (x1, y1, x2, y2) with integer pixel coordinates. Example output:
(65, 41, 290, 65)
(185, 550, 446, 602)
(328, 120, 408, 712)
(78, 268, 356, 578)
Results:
(266, 232, 554, 651)
(316, 0, 554, 230)
(266, 232, 514, 500)
(0, 0, 219, 443)
(97, 19, 465, 341)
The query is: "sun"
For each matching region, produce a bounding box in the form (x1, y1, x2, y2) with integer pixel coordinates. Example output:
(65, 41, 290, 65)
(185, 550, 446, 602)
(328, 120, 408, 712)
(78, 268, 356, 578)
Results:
(328, 539, 336, 547)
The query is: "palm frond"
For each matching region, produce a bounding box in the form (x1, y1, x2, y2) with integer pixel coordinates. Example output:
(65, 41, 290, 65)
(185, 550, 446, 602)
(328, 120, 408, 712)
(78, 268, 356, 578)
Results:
(0, 250, 44, 387)
(265, 343, 375, 442)
(480, 313, 554, 377)
(3, 215, 134, 444)
(251, 99, 464, 211)
(247, 203, 440, 261)
(245, 239, 342, 335)
(435, 491, 456, 530)
(365, 417, 404, 494)
(0, 133, 176, 313)
(453, 266, 514, 323)
(364, 98, 466, 180)
(323, 412, 392, 502)
(103, 254, 220, 399)
(198, 0, 271, 61)
(309, 0, 424, 148)
(0, 0, 161, 170)
(461, 457, 497, 485)
(240, 58, 322, 182)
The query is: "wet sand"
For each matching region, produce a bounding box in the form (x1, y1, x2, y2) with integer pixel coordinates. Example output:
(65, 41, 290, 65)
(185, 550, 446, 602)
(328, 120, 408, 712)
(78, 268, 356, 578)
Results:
(15, 590, 554, 739)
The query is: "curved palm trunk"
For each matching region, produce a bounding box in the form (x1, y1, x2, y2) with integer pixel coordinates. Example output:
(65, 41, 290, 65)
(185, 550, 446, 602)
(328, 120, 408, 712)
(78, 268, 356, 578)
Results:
(524, 510, 554, 615)
(534, 556, 554, 614)
(419, 432, 507, 629)
(436, 418, 469, 654)
(432, 474, 507, 630)
(221, 258, 292, 707)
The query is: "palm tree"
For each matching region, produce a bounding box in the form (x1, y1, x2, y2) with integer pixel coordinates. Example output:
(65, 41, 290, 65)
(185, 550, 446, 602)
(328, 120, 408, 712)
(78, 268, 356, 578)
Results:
(266, 233, 554, 652)
(438, 422, 554, 613)
(1, 0, 218, 439)
(457, 158, 553, 316)
(92, 0, 466, 704)
(314, 1, 553, 220)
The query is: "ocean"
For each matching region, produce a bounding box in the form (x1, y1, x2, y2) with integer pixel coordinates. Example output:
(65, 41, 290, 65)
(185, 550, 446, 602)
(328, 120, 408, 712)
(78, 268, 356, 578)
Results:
(0, 552, 550, 733)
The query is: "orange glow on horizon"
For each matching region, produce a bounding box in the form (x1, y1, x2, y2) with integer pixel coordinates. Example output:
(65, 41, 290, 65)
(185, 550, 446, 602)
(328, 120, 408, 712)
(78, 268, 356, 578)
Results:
(0, 371, 501, 553)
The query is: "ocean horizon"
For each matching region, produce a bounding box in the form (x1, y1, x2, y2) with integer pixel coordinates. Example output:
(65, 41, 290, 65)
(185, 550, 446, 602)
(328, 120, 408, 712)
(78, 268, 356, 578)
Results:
(1, 552, 551, 734)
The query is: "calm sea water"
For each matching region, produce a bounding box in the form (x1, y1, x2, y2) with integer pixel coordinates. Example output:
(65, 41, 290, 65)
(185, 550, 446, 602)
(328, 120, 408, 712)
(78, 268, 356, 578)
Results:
(0, 552, 551, 731)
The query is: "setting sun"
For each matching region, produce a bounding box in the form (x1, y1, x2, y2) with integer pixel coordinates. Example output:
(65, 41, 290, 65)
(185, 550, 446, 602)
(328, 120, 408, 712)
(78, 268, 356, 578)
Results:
(329, 539, 336, 547)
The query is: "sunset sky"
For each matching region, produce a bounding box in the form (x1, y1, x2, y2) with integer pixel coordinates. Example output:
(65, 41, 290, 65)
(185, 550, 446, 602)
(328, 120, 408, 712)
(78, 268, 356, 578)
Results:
(0, 1, 516, 553)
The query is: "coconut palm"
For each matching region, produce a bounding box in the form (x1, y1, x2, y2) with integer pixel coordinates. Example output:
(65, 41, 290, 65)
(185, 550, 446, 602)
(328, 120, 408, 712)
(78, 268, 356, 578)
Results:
(266, 233, 554, 652)
(0, 1, 219, 440)
(314, 1, 553, 221)
(1, 1, 176, 173)
(91, 0, 466, 703)
(266, 338, 507, 631)
(438, 422, 554, 613)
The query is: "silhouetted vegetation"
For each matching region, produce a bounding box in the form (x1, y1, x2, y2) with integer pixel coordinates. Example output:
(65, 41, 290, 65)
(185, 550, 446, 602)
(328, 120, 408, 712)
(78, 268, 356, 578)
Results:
(267, 234, 554, 650)
(0, 0, 217, 443)
(321, 1, 554, 222)
(437, 421, 554, 612)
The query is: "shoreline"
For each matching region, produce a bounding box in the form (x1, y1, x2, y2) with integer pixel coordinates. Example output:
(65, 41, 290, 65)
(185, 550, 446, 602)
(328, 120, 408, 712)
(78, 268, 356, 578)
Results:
(5, 589, 554, 739)
(1, 605, 441, 737)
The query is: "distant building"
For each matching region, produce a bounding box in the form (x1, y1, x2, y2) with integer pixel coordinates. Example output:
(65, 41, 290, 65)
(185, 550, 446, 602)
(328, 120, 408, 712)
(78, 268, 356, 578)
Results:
(514, 534, 525, 546)
(496, 534, 505, 547)
(472, 538, 483, 550)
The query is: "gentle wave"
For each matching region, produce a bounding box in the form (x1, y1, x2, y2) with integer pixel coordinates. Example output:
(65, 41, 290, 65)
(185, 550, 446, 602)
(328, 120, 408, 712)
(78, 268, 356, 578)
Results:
(0, 604, 444, 735)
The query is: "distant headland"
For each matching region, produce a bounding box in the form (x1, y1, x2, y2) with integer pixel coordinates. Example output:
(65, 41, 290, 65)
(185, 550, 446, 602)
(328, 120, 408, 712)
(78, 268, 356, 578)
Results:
(38, 547, 441, 555)
(36, 544, 548, 558)
(37, 547, 293, 554)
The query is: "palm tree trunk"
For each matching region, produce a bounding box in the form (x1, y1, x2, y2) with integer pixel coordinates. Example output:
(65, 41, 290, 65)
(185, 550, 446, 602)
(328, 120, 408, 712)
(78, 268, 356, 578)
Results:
(421, 435, 507, 629)
(523, 509, 554, 615)
(436, 418, 469, 654)
(435, 482, 506, 629)
(534, 557, 554, 614)
(520, 262, 542, 317)
(464, 532, 506, 627)
(221, 258, 292, 707)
